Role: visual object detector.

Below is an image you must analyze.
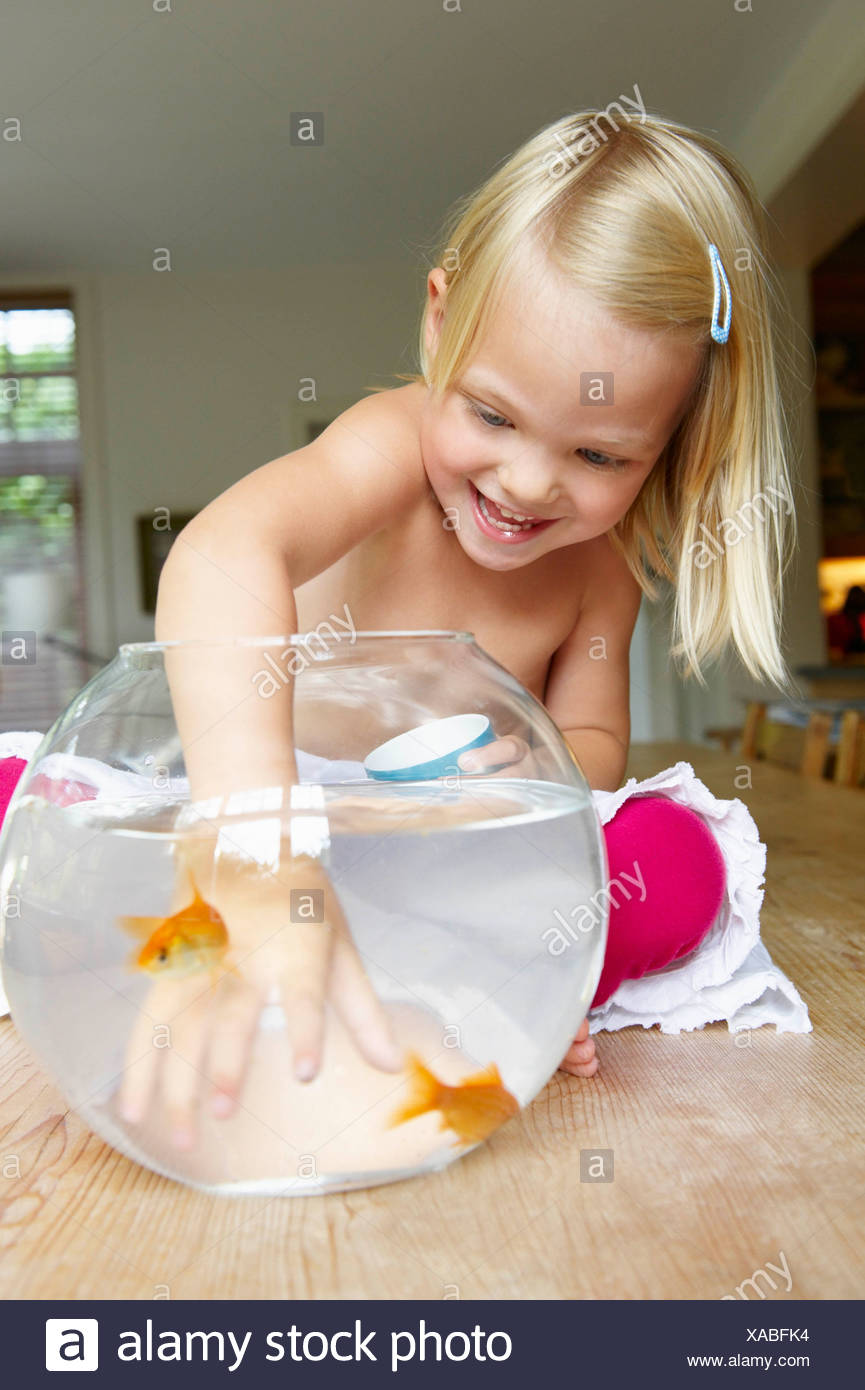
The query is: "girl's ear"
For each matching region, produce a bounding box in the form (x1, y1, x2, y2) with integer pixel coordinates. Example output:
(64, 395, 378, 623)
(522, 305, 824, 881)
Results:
(424, 268, 448, 359)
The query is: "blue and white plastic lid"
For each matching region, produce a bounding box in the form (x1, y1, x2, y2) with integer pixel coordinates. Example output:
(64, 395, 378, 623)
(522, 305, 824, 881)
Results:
(363, 714, 495, 782)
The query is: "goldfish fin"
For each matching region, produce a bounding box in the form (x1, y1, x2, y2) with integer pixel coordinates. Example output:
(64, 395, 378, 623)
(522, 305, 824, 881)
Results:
(188, 876, 209, 907)
(188, 876, 226, 926)
(116, 913, 164, 940)
(387, 1051, 443, 1129)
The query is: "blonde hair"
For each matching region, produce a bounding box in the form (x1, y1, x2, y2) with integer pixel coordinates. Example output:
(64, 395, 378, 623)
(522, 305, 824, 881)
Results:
(369, 109, 806, 693)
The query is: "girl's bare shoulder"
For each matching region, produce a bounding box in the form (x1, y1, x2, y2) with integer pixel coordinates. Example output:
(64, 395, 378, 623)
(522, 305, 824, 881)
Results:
(344, 381, 425, 428)
(355, 381, 426, 454)
(301, 382, 427, 493)
(188, 384, 429, 589)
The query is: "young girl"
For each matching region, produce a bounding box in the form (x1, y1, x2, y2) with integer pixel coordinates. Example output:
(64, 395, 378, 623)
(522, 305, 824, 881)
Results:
(1, 109, 800, 1147)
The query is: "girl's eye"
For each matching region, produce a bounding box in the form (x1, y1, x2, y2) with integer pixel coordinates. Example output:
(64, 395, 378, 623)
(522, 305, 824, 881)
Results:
(467, 400, 509, 429)
(465, 398, 624, 468)
(579, 447, 620, 468)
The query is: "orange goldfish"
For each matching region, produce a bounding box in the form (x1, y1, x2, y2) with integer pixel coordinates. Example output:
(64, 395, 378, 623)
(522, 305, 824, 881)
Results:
(388, 1051, 519, 1147)
(118, 875, 233, 980)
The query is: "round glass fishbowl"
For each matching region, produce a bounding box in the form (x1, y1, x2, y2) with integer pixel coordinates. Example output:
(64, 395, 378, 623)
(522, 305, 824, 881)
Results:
(0, 632, 608, 1195)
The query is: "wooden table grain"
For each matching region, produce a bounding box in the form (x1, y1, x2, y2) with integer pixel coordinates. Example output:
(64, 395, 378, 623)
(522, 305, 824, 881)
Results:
(1, 743, 862, 1300)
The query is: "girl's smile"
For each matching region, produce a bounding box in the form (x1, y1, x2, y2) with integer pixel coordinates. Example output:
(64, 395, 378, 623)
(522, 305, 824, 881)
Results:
(469, 481, 561, 543)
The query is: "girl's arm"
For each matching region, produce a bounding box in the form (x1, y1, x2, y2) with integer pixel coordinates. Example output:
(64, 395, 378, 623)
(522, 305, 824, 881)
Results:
(560, 727, 629, 794)
(116, 395, 425, 1126)
(155, 393, 425, 801)
(543, 540, 643, 792)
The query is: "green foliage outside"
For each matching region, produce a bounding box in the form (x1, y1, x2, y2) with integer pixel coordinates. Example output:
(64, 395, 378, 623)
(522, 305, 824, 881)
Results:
(0, 476, 75, 565)
(0, 314, 78, 567)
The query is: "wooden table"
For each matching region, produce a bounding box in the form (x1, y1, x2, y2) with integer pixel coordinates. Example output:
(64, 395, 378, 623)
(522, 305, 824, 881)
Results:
(797, 661, 865, 701)
(1, 743, 862, 1299)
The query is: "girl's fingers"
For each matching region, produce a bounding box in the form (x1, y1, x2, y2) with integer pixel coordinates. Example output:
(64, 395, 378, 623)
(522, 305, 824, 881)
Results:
(117, 976, 190, 1123)
(118, 1005, 162, 1122)
(161, 978, 237, 1150)
(278, 919, 334, 1082)
(328, 930, 404, 1073)
(282, 986, 328, 1082)
(458, 735, 529, 773)
(560, 1019, 598, 1076)
(565, 1037, 596, 1064)
(206, 982, 263, 1117)
(161, 992, 218, 1148)
(560, 1053, 599, 1078)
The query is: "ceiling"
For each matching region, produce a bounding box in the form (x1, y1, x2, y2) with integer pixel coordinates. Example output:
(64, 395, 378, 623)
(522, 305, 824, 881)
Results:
(0, 0, 860, 273)
(767, 86, 865, 273)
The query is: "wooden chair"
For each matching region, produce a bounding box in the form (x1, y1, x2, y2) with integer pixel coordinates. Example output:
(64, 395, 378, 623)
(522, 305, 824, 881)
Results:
(737, 701, 865, 787)
(703, 724, 741, 752)
(834, 708, 865, 787)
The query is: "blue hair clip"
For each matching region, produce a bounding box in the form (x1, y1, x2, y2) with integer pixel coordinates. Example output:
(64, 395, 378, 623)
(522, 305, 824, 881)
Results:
(708, 243, 731, 344)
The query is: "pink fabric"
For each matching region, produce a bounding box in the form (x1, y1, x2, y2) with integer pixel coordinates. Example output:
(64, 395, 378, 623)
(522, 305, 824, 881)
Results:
(0, 757, 28, 828)
(0, 755, 99, 827)
(592, 793, 727, 1008)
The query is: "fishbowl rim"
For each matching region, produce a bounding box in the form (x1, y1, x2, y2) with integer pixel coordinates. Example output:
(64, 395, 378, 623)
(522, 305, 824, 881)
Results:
(118, 629, 477, 655)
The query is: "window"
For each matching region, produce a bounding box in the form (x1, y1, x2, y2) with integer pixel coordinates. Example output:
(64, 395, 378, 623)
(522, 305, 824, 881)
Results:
(0, 291, 92, 731)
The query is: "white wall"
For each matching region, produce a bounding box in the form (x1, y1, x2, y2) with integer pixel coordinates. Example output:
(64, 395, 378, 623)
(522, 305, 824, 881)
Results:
(98, 264, 429, 647)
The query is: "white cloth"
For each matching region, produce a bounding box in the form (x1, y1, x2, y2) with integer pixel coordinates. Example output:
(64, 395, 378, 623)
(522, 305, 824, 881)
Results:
(0, 735, 811, 1036)
(588, 761, 811, 1036)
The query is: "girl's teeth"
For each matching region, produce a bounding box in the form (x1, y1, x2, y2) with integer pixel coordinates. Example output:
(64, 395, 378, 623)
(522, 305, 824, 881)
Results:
(477, 491, 537, 531)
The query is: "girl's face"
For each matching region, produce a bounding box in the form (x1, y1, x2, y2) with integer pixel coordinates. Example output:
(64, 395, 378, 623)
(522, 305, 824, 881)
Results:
(419, 248, 705, 571)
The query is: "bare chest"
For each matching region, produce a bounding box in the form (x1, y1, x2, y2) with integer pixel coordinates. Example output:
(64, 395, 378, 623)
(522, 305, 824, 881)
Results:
(294, 489, 585, 703)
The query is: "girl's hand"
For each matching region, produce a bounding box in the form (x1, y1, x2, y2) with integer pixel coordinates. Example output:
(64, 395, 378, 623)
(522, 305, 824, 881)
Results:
(116, 833, 403, 1150)
(455, 734, 534, 779)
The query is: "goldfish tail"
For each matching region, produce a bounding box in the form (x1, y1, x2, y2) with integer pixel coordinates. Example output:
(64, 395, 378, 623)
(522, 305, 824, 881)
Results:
(462, 1060, 505, 1088)
(387, 1052, 443, 1129)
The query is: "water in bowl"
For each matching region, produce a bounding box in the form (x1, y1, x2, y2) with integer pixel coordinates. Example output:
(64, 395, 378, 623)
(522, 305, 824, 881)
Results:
(0, 776, 606, 1194)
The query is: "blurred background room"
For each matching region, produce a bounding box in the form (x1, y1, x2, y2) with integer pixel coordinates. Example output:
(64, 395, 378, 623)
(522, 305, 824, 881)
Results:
(1, 1, 863, 774)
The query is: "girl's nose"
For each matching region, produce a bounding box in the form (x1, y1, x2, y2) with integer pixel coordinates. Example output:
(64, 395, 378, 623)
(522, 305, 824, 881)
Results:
(497, 450, 562, 510)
